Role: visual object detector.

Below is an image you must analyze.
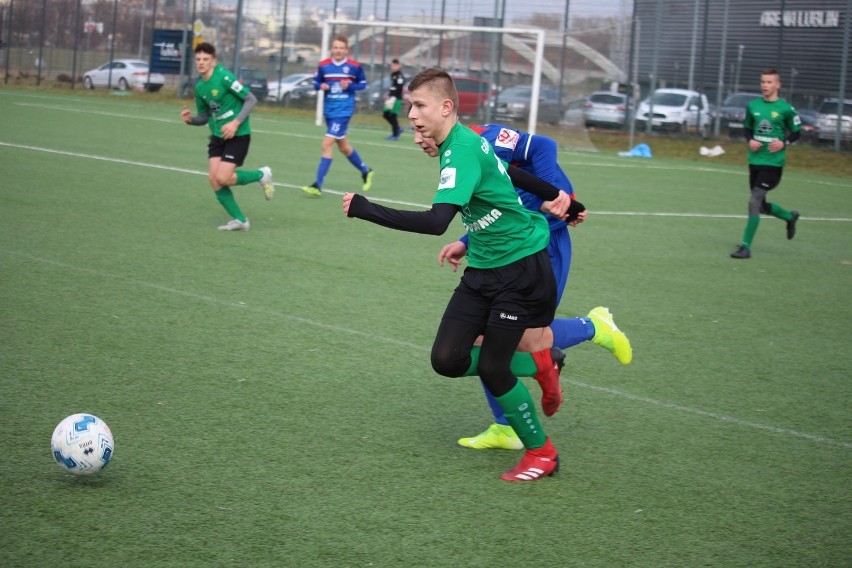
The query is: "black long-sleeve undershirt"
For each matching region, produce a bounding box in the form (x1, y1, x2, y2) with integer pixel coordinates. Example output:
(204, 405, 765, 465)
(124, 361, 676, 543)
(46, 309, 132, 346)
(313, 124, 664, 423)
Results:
(346, 165, 583, 235)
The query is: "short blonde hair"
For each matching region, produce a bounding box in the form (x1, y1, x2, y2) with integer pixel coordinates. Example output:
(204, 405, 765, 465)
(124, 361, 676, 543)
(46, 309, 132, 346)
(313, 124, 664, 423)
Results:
(408, 68, 459, 112)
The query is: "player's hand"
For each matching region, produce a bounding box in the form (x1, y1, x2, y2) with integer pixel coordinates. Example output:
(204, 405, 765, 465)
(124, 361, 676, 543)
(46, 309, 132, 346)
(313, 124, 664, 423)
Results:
(568, 209, 587, 227)
(181, 105, 191, 123)
(320, 83, 330, 91)
(221, 120, 238, 140)
(748, 139, 762, 152)
(768, 139, 785, 152)
(343, 192, 355, 216)
(438, 240, 467, 272)
(542, 190, 571, 219)
(339, 79, 351, 90)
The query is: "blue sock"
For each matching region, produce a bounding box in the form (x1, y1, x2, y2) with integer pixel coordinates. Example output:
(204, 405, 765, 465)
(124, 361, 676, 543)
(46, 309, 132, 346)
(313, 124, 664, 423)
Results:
(347, 150, 369, 174)
(481, 380, 509, 425)
(315, 157, 332, 187)
(551, 317, 595, 350)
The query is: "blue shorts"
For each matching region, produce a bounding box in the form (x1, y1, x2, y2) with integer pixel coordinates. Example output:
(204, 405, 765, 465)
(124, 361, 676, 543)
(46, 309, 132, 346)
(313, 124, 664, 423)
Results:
(546, 225, 572, 306)
(324, 117, 351, 139)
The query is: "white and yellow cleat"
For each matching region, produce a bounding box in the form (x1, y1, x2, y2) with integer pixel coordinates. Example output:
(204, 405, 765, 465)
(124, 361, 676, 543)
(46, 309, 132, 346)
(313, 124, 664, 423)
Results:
(588, 306, 633, 365)
(258, 166, 274, 200)
(458, 423, 523, 450)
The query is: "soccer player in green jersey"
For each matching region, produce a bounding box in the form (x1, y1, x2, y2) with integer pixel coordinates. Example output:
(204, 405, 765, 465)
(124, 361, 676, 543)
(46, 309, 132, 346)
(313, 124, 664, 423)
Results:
(343, 68, 574, 482)
(181, 42, 273, 232)
(731, 68, 801, 259)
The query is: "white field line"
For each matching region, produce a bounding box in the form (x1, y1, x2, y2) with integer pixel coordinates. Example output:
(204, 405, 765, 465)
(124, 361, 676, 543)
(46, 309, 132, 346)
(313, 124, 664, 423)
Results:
(11, 97, 852, 189)
(1, 140, 850, 222)
(2, 246, 851, 450)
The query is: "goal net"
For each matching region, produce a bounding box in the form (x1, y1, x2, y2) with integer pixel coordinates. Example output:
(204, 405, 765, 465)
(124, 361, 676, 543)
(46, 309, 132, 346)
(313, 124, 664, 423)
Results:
(315, 18, 596, 151)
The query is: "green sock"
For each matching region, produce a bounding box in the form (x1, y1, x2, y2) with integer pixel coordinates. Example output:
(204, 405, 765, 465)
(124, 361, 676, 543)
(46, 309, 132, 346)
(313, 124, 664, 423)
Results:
(464, 346, 537, 377)
(495, 381, 546, 449)
(769, 202, 793, 221)
(742, 215, 760, 248)
(235, 169, 262, 186)
(215, 187, 246, 222)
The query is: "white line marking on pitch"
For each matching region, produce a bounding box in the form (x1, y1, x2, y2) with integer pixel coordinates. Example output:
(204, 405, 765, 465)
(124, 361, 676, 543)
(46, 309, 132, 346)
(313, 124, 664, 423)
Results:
(3, 247, 850, 450)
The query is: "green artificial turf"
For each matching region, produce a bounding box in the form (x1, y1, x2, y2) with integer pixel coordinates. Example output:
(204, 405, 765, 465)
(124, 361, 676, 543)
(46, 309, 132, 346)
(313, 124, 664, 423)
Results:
(1, 87, 850, 568)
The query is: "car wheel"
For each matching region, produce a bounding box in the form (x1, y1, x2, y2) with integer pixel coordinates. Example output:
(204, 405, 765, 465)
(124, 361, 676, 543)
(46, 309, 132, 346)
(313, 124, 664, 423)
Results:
(148, 84, 162, 93)
(117, 78, 129, 91)
(84, 76, 94, 89)
(280, 93, 291, 105)
(699, 122, 709, 138)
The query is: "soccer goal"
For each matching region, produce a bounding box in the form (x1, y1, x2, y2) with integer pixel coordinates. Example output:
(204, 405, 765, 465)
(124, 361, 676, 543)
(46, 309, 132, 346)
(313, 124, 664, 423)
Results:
(317, 18, 569, 138)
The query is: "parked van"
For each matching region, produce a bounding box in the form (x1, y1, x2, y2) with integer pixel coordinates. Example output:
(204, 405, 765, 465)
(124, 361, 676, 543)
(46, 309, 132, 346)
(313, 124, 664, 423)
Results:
(635, 88, 711, 136)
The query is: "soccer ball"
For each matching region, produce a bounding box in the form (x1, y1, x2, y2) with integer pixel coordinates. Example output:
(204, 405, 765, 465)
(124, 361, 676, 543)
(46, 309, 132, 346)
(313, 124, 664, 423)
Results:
(51, 413, 114, 475)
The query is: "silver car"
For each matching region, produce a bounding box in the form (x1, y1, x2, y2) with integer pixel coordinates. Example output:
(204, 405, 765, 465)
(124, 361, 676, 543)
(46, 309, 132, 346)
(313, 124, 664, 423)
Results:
(583, 91, 629, 128)
(816, 98, 852, 141)
(83, 59, 164, 92)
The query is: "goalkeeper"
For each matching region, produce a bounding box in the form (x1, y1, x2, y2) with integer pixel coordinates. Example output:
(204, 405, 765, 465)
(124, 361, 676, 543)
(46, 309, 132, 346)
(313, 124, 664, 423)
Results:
(382, 59, 405, 140)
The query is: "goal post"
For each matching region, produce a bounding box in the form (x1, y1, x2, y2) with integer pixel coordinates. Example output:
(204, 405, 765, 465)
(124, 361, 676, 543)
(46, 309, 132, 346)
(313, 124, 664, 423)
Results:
(317, 19, 546, 134)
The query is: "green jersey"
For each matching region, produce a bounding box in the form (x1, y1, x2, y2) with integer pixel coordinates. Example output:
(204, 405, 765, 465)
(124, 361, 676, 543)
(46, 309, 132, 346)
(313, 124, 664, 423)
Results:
(433, 123, 550, 269)
(744, 97, 800, 167)
(194, 64, 251, 138)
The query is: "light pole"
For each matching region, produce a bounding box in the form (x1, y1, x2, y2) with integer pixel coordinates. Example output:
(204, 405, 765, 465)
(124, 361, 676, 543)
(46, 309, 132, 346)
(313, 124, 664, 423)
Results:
(734, 44, 744, 92)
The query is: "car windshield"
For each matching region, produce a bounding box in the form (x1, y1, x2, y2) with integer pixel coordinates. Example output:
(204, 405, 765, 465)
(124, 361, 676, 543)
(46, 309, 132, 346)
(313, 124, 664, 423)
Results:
(279, 74, 308, 84)
(502, 86, 533, 98)
(818, 101, 852, 115)
(724, 93, 760, 107)
(590, 94, 625, 105)
(240, 69, 264, 80)
(651, 92, 688, 106)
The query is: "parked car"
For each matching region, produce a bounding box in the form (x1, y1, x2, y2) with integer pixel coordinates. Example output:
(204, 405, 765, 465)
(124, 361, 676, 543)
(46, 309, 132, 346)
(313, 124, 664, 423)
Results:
(181, 67, 269, 100)
(816, 97, 852, 141)
(450, 75, 493, 117)
(492, 84, 562, 125)
(796, 108, 820, 141)
(718, 92, 762, 137)
(635, 88, 712, 136)
(266, 72, 314, 103)
(359, 75, 410, 110)
(562, 99, 587, 127)
(83, 59, 164, 92)
(583, 91, 629, 128)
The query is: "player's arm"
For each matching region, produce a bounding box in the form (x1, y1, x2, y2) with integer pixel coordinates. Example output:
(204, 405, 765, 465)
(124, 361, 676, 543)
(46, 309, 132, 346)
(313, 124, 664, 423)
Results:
(347, 66, 368, 92)
(344, 194, 458, 235)
(234, 91, 257, 123)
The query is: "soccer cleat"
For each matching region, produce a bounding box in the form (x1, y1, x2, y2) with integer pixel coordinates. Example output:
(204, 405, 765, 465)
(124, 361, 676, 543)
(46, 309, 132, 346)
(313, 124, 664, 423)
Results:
(362, 169, 375, 192)
(385, 134, 399, 141)
(217, 218, 250, 232)
(500, 438, 559, 482)
(531, 348, 565, 417)
(259, 166, 274, 200)
(730, 245, 751, 259)
(787, 210, 799, 240)
(301, 183, 322, 197)
(587, 306, 633, 365)
(458, 423, 523, 450)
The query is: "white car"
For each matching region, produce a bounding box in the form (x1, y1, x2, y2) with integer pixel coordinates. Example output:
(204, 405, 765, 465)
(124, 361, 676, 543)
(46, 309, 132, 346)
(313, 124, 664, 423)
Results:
(83, 59, 164, 92)
(635, 88, 711, 136)
(266, 72, 315, 103)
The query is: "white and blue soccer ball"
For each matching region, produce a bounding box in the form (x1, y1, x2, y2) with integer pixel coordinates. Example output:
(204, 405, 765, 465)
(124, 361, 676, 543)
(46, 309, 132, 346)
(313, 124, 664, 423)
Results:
(51, 413, 114, 475)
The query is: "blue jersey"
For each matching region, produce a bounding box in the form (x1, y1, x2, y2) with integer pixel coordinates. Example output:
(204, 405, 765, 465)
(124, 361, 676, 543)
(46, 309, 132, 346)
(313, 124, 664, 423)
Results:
(469, 124, 574, 233)
(313, 57, 367, 119)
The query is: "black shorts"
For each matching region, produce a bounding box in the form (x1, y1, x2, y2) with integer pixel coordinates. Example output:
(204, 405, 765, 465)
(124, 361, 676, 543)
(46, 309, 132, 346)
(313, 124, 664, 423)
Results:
(442, 248, 557, 331)
(749, 164, 783, 191)
(208, 135, 251, 166)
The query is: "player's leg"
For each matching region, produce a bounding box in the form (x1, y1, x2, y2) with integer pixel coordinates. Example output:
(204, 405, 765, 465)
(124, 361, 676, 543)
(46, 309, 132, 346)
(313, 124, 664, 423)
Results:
(215, 135, 273, 200)
(760, 168, 799, 239)
(336, 120, 374, 191)
(302, 120, 339, 196)
(477, 324, 559, 482)
(207, 138, 248, 231)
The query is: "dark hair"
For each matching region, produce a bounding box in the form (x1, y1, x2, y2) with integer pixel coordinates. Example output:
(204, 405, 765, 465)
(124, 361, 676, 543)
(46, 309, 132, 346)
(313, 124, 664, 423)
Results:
(194, 42, 216, 56)
(761, 68, 781, 80)
(408, 67, 459, 111)
(391, 58, 400, 64)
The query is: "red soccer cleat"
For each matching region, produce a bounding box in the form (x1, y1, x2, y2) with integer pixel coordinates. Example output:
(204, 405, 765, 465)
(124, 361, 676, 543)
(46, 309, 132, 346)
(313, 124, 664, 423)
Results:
(531, 348, 565, 416)
(500, 438, 560, 482)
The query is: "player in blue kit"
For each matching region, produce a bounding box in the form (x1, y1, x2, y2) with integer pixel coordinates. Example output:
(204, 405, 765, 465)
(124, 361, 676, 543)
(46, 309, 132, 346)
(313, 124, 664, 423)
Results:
(441, 124, 633, 450)
(302, 35, 375, 197)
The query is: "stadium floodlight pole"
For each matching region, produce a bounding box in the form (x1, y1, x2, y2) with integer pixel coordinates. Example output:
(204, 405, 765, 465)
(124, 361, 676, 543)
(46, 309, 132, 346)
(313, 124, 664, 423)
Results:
(713, 0, 730, 137)
(317, 19, 546, 134)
